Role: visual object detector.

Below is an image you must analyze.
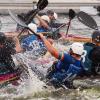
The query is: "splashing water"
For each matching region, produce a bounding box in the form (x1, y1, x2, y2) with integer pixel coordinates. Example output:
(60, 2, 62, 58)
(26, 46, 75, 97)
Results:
(0, 15, 100, 100)
(0, 54, 47, 99)
(0, 39, 70, 99)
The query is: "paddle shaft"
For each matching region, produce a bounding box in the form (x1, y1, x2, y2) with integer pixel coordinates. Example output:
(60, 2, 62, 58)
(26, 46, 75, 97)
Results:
(66, 18, 71, 35)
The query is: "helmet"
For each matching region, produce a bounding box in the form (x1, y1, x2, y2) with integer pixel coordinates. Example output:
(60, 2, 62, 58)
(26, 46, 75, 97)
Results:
(41, 15, 50, 23)
(92, 30, 100, 43)
(70, 42, 84, 55)
(28, 23, 37, 34)
(54, 12, 58, 20)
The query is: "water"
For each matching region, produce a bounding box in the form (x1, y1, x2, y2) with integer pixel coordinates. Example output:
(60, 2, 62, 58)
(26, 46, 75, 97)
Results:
(0, 14, 100, 100)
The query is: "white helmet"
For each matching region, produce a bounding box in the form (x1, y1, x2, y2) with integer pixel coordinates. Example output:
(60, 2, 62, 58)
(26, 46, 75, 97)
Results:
(28, 23, 37, 34)
(41, 15, 50, 23)
(70, 42, 84, 55)
(54, 12, 58, 20)
(34, 18, 40, 25)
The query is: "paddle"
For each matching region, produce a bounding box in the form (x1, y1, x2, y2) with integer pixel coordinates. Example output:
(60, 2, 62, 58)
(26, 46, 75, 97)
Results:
(26, 0, 48, 24)
(17, 0, 48, 37)
(18, 0, 48, 24)
(52, 9, 76, 34)
(77, 11, 98, 30)
(8, 10, 39, 37)
(66, 9, 76, 35)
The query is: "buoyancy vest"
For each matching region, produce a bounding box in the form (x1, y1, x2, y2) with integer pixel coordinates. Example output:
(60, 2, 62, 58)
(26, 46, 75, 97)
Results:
(50, 53, 83, 82)
(21, 34, 47, 56)
(82, 43, 95, 72)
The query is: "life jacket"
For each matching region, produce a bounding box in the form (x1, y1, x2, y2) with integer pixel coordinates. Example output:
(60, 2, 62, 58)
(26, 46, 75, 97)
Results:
(82, 43, 95, 73)
(47, 54, 83, 82)
(49, 61, 83, 83)
(21, 34, 47, 56)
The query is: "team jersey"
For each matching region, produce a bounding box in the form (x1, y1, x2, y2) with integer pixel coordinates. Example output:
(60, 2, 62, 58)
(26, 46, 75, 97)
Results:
(50, 53, 83, 82)
(21, 34, 47, 57)
(56, 53, 82, 72)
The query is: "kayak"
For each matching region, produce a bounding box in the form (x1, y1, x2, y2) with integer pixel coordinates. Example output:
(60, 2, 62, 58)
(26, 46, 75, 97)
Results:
(0, 72, 20, 85)
(42, 31, 91, 42)
(59, 33, 91, 43)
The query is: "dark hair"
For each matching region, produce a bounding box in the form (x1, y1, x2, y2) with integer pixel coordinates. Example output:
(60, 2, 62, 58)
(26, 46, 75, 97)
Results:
(0, 32, 15, 48)
(92, 30, 100, 43)
(46, 10, 54, 16)
(89, 46, 100, 63)
(0, 32, 6, 44)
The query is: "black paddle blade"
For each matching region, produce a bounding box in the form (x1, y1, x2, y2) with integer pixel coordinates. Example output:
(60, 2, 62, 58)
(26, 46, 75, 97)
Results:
(37, 0, 48, 10)
(69, 9, 76, 19)
(8, 10, 39, 37)
(8, 10, 27, 28)
(25, 0, 48, 24)
(77, 11, 98, 30)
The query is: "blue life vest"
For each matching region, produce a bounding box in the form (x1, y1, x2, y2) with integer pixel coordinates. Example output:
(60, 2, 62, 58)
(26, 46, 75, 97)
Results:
(51, 53, 83, 82)
(21, 34, 47, 56)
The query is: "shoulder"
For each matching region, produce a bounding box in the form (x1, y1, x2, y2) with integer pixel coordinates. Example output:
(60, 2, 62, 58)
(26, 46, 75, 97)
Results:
(84, 43, 94, 52)
(63, 53, 71, 58)
(84, 42, 95, 47)
(21, 35, 37, 42)
(62, 53, 74, 63)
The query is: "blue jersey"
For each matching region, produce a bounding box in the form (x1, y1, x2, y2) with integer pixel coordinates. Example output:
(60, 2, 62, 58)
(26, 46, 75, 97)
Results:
(56, 53, 82, 72)
(21, 34, 47, 56)
(51, 53, 83, 82)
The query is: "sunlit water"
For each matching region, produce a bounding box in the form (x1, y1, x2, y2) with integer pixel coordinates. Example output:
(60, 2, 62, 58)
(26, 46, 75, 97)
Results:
(0, 14, 100, 100)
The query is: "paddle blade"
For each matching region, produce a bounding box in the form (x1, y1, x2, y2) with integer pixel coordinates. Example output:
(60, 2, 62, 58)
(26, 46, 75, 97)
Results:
(18, 9, 37, 23)
(69, 9, 76, 19)
(77, 11, 98, 30)
(8, 9, 28, 28)
(37, 0, 48, 10)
